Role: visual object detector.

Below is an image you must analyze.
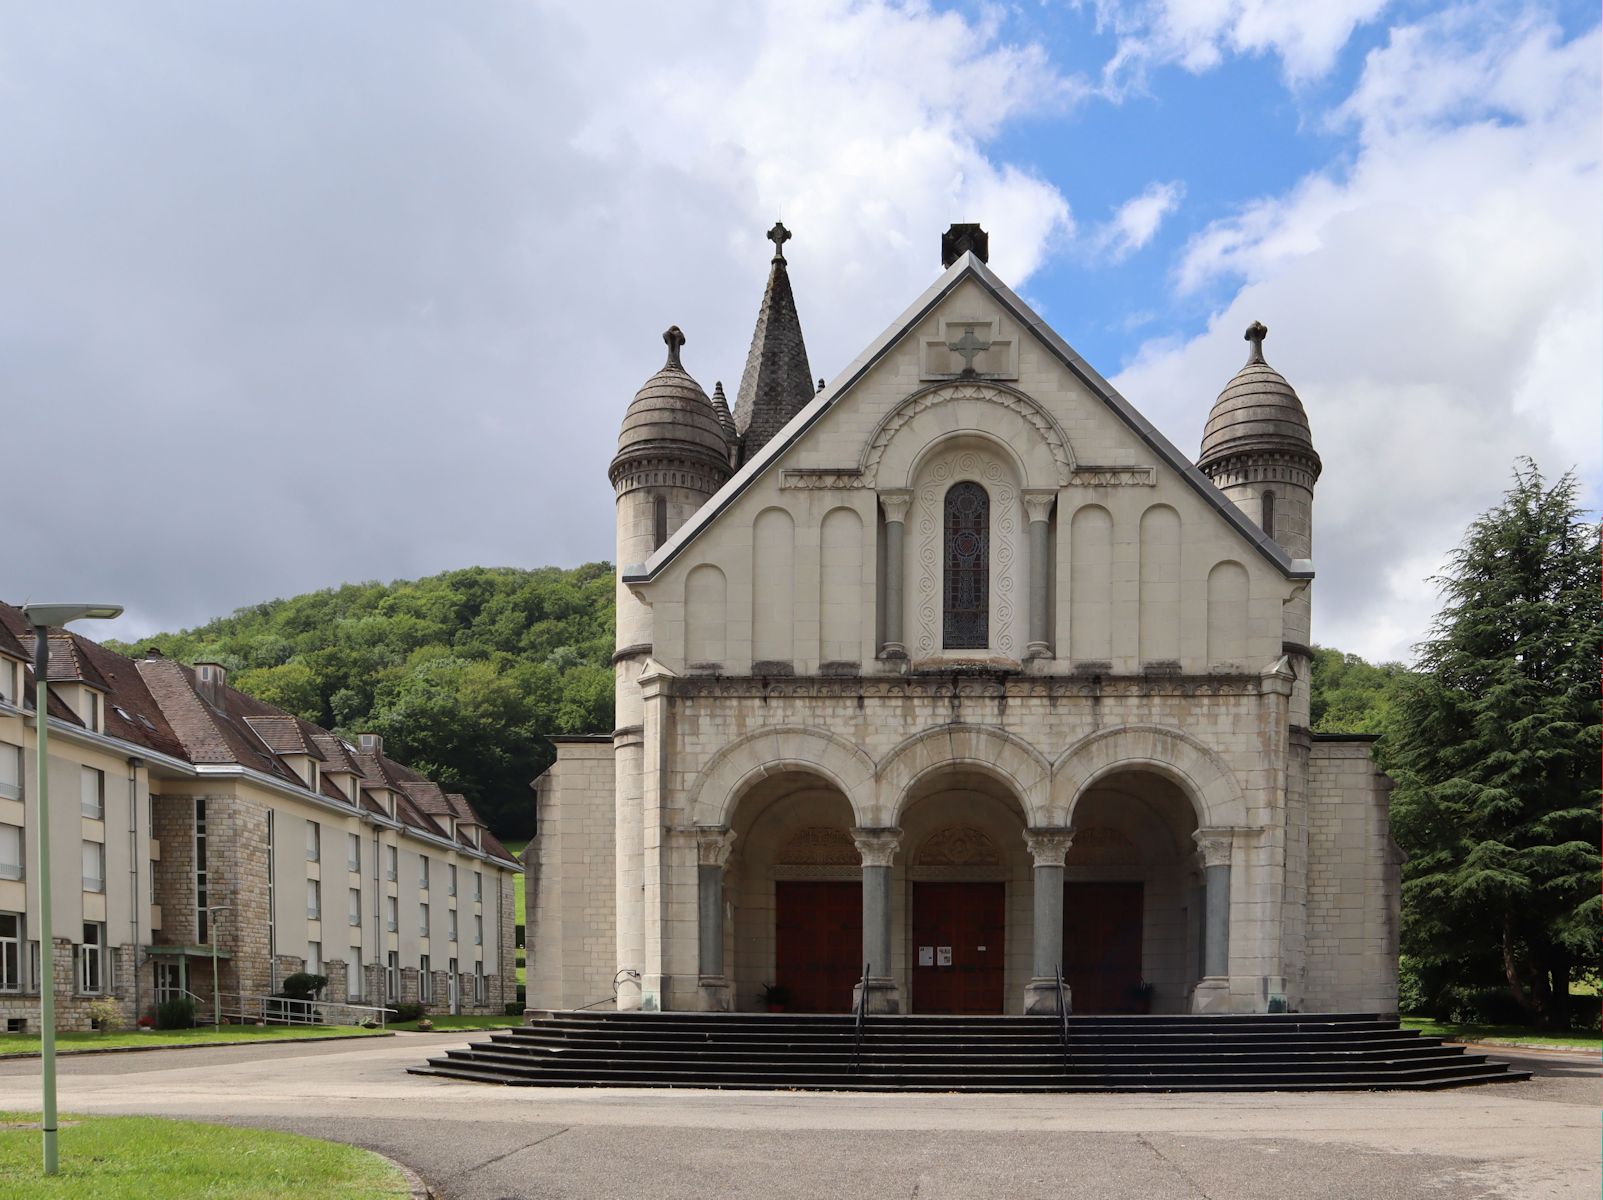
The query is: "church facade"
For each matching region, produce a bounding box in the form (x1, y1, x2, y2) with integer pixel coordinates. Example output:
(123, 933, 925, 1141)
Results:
(526, 225, 1399, 1018)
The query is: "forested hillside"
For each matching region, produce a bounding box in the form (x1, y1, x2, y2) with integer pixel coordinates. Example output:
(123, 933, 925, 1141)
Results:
(112, 565, 1409, 840)
(110, 565, 615, 839)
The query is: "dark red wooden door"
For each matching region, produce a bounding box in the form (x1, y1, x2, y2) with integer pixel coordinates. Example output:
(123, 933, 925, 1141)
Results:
(1062, 882, 1144, 1014)
(774, 881, 862, 1013)
(911, 882, 1006, 1014)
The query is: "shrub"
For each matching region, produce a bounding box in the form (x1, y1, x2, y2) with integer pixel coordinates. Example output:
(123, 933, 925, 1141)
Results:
(504, 1001, 522, 1016)
(281, 973, 327, 1002)
(155, 997, 197, 1030)
(390, 1002, 424, 1023)
(86, 998, 124, 1032)
(516, 984, 526, 1007)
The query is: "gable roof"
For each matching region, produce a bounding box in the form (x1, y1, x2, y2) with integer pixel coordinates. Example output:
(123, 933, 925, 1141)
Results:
(623, 252, 1314, 585)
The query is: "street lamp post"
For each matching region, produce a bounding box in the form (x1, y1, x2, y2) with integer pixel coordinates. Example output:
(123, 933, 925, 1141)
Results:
(21, 603, 122, 1177)
(206, 905, 231, 1031)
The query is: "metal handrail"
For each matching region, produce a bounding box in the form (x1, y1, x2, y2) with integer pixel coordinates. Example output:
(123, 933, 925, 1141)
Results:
(1055, 965, 1070, 1069)
(213, 992, 398, 1028)
(852, 961, 870, 1072)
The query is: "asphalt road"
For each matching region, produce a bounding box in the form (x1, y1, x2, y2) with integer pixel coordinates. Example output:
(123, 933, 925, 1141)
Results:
(0, 1033, 1594, 1199)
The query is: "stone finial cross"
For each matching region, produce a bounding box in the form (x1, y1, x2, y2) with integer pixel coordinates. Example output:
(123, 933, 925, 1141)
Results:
(767, 221, 792, 259)
(947, 324, 992, 374)
(1244, 320, 1268, 364)
(663, 325, 686, 369)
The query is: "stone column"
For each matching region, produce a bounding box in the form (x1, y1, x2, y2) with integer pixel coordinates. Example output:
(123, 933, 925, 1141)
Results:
(878, 491, 912, 658)
(851, 828, 902, 1013)
(1022, 490, 1056, 659)
(1022, 828, 1075, 1014)
(1191, 828, 1235, 1012)
(695, 828, 736, 1011)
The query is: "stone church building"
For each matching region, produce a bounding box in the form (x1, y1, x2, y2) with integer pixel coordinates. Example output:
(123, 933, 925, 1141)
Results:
(527, 224, 1398, 1018)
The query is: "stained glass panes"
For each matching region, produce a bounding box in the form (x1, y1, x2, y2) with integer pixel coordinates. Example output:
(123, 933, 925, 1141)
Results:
(943, 481, 989, 648)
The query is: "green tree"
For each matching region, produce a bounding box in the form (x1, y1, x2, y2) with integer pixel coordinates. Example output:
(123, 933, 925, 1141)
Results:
(1309, 646, 1412, 734)
(1386, 462, 1601, 1027)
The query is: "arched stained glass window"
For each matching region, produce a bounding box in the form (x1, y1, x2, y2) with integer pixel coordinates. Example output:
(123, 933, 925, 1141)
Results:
(943, 481, 989, 648)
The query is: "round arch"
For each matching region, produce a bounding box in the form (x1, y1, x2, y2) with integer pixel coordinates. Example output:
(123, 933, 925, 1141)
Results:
(686, 725, 877, 828)
(1050, 724, 1249, 829)
(875, 724, 1051, 826)
(861, 380, 1073, 489)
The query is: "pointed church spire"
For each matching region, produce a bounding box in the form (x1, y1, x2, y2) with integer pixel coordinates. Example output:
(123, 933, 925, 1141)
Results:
(711, 380, 737, 441)
(733, 221, 814, 462)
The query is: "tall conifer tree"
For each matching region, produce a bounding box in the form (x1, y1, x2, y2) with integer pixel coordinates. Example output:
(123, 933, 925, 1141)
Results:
(1388, 461, 1601, 1026)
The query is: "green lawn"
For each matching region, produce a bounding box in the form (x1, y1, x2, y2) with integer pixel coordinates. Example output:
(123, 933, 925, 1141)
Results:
(504, 838, 528, 988)
(0, 1024, 389, 1059)
(389, 1014, 525, 1032)
(0, 1111, 409, 1198)
(1402, 1017, 1601, 1051)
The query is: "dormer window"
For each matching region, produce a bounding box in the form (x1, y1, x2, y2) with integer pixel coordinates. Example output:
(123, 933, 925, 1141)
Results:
(0, 660, 15, 706)
(78, 689, 103, 733)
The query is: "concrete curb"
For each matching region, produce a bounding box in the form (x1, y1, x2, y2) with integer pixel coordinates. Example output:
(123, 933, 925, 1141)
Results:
(0, 1030, 393, 1061)
(375, 1149, 433, 1199)
(1454, 1039, 1600, 1061)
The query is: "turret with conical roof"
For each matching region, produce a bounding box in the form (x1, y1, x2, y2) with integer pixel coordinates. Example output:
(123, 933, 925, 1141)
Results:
(733, 222, 814, 463)
(1198, 321, 1320, 561)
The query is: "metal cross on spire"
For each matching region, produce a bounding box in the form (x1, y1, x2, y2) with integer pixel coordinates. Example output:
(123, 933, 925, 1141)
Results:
(946, 324, 992, 375)
(767, 221, 792, 261)
(1244, 320, 1268, 364)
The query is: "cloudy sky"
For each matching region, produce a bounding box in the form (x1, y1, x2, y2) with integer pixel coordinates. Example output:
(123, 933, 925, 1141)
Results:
(5, 0, 1597, 663)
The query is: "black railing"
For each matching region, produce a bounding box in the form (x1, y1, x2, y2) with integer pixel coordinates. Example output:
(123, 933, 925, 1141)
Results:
(852, 961, 870, 1071)
(1055, 964, 1070, 1069)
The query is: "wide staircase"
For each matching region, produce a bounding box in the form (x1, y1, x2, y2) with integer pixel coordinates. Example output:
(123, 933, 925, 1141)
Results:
(410, 1010, 1530, 1092)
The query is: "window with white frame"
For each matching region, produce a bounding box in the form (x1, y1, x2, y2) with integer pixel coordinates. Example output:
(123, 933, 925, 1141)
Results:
(419, 856, 429, 891)
(0, 914, 20, 993)
(306, 879, 321, 920)
(0, 825, 21, 881)
(386, 951, 399, 1002)
(346, 833, 361, 873)
(79, 689, 101, 732)
(419, 902, 429, 937)
(385, 844, 397, 881)
(348, 888, 361, 927)
(418, 954, 431, 1002)
(0, 742, 20, 800)
(473, 871, 482, 902)
(347, 948, 362, 1000)
(307, 941, 322, 975)
(80, 767, 104, 820)
(0, 660, 14, 705)
(154, 961, 183, 1003)
(305, 820, 320, 862)
(474, 960, 485, 1005)
(447, 864, 457, 896)
(474, 914, 483, 946)
(386, 895, 397, 932)
(195, 798, 209, 942)
(448, 910, 457, 942)
(78, 922, 107, 994)
(81, 840, 105, 893)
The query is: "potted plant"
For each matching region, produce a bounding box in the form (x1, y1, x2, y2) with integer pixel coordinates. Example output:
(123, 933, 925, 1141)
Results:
(760, 983, 791, 1013)
(1130, 981, 1156, 1015)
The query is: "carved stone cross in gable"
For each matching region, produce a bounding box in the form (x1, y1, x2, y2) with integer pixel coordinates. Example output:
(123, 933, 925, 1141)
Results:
(946, 324, 992, 375)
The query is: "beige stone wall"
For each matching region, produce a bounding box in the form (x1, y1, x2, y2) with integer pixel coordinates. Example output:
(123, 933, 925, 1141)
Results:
(527, 740, 616, 1010)
(1305, 739, 1399, 1013)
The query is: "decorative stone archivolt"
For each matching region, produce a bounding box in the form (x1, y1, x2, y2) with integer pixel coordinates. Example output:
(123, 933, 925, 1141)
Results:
(1053, 723, 1249, 831)
(915, 824, 1002, 867)
(1067, 466, 1156, 487)
(685, 724, 877, 827)
(1065, 826, 1138, 866)
(878, 724, 1051, 827)
(776, 826, 859, 866)
(861, 381, 1074, 488)
(914, 449, 1017, 656)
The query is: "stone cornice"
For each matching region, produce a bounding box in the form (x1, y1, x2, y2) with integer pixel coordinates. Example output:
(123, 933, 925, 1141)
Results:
(666, 672, 1262, 702)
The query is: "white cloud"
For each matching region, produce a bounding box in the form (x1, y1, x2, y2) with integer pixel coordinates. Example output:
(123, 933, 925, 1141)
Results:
(1092, 180, 1185, 261)
(1088, 0, 1391, 85)
(1115, 5, 1601, 663)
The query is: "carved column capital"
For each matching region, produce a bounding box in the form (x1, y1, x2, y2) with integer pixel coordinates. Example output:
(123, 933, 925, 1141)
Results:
(1023, 826, 1076, 868)
(1021, 489, 1057, 525)
(695, 827, 737, 868)
(1192, 827, 1235, 868)
(852, 827, 903, 868)
(878, 489, 914, 525)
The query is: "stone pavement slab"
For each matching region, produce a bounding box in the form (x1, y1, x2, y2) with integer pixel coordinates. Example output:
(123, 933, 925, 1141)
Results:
(0, 1033, 1592, 1200)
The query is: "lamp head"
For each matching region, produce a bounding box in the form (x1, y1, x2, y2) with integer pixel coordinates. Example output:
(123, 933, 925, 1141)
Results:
(22, 603, 123, 628)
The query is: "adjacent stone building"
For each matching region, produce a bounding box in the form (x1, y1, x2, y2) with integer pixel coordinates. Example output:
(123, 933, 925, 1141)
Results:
(528, 223, 1399, 1018)
(0, 603, 520, 1030)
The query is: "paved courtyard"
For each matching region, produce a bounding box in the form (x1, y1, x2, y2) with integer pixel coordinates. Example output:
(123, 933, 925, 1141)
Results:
(0, 1033, 1594, 1199)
